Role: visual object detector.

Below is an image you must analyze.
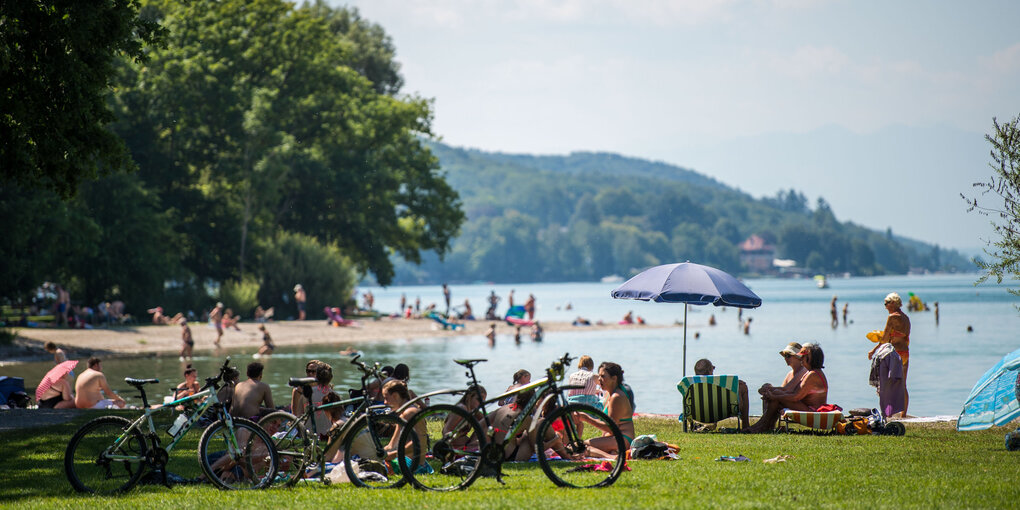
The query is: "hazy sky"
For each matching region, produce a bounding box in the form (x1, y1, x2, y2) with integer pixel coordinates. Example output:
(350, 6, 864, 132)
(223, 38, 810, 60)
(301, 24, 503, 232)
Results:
(337, 0, 1020, 252)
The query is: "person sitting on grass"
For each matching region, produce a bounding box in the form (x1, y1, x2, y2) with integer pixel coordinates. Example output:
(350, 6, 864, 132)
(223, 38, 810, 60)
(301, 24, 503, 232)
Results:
(176, 365, 200, 399)
(758, 342, 806, 411)
(581, 362, 635, 457)
(745, 343, 829, 433)
(498, 369, 531, 406)
(694, 358, 751, 429)
(381, 380, 427, 468)
(444, 385, 487, 451)
(74, 357, 126, 409)
(231, 361, 274, 420)
(37, 371, 75, 409)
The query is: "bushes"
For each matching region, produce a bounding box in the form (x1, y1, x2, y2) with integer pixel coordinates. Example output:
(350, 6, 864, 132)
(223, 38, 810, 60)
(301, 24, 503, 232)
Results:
(219, 276, 261, 318)
(256, 232, 357, 319)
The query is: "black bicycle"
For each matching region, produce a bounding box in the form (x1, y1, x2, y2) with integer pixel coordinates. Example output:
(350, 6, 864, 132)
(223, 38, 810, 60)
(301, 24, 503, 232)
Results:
(257, 354, 411, 489)
(396, 353, 626, 491)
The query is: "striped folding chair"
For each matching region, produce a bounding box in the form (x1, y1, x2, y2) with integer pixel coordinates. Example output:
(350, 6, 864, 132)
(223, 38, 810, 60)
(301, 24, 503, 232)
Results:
(676, 375, 741, 432)
(780, 410, 844, 432)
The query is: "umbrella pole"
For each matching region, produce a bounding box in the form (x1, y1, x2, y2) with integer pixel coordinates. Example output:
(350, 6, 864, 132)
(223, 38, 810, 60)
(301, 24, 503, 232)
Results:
(682, 304, 688, 377)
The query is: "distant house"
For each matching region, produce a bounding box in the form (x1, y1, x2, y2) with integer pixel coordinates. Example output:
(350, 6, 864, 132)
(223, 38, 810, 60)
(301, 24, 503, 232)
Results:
(739, 234, 776, 273)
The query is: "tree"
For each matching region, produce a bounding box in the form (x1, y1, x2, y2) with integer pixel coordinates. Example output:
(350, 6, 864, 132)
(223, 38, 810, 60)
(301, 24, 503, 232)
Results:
(0, 0, 163, 198)
(115, 0, 463, 285)
(964, 114, 1020, 298)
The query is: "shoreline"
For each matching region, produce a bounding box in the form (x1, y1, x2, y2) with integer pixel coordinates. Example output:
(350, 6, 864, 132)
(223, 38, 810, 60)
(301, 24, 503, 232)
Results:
(0, 318, 667, 365)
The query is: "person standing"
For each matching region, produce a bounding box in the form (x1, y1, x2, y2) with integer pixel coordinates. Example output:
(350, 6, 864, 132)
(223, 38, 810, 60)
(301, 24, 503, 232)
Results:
(442, 283, 451, 316)
(180, 319, 194, 361)
(414, 296, 421, 313)
(294, 284, 307, 320)
(485, 323, 497, 347)
(55, 284, 70, 327)
(524, 294, 536, 320)
(507, 289, 515, 310)
(830, 295, 839, 328)
(842, 303, 849, 325)
(868, 292, 911, 416)
(934, 301, 940, 326)
(400, 293, 407, 316)
(209, 302, 225, 347)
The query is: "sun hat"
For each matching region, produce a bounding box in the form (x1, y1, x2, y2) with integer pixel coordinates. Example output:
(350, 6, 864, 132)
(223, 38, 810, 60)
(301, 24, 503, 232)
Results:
(779, 342, 803, 358)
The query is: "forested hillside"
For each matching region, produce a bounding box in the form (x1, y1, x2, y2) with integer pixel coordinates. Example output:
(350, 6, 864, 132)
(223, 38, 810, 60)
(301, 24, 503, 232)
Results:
(388, 143, 971, 284)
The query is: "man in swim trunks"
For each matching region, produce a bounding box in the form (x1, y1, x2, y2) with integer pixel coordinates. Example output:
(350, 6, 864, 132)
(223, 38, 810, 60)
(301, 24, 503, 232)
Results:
(745, 343, 828, 433)
(294, 284, 306, 320)
(869, 292, 911, 416)
(74, 357, 126, 409)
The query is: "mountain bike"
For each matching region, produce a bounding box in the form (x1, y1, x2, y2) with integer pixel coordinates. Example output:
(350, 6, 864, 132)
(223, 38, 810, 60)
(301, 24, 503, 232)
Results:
(396, 353, 626, 491)
(64, 358, 278, 493)
(257, 354, 411, 489)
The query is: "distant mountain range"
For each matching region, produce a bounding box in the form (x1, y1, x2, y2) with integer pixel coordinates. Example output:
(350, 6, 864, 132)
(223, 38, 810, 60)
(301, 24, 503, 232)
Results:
(385, 141, 973, 285)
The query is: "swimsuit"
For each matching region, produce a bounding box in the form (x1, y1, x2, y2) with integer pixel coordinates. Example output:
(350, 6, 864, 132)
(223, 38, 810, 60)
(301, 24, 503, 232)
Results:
(39, 395, 64, 408)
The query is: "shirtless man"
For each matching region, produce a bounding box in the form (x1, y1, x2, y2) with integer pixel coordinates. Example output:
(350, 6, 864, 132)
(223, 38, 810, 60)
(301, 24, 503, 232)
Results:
(695, 358, 750, 429)
(869, 292, 911, 416)
(746, 343, 828, 433)
(231, 362, 274, 419)
(294, 284, 307, 320)
(74, 357, 126, 409)
(209, 302, 225, 346)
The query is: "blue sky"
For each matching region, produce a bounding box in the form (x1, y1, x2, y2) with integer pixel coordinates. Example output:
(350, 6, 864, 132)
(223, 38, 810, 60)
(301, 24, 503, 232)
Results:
(337, 0, 1020, 253)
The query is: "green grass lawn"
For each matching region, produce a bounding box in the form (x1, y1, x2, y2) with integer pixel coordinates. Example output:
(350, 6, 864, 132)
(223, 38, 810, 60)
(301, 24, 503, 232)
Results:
(2, 414, 1018, 509)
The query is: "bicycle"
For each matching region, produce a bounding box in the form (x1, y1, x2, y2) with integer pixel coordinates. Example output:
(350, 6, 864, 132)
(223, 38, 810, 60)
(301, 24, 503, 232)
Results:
(396, 352, 626, 491)
(64, 358, 279, 493)
(257, 354, 412, 489)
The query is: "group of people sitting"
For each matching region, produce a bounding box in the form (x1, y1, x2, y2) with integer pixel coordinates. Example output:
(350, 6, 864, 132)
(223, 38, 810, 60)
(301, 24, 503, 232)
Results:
(37, 346, 127, 410)
(690, 342, 829, 433)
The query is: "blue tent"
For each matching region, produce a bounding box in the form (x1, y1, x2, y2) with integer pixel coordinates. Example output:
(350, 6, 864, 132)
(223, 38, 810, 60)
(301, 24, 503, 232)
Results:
(957, 347, 1020, 431)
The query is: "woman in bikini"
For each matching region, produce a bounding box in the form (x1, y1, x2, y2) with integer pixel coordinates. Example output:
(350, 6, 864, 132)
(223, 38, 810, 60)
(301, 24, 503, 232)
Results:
(38, 372, 75, 409)
(869, 292, 911, 416)
(582, 362, 635, 457)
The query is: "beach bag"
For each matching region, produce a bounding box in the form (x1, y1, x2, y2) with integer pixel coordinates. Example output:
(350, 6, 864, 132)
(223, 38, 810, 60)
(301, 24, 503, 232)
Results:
(836, 418, 870, 435)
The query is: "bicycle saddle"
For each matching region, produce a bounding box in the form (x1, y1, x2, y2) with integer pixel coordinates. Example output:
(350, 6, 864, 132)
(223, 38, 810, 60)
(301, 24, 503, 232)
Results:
(454, 359, 487, 367)
(288, 377, 317, 387)
(124, 377, 160, 387)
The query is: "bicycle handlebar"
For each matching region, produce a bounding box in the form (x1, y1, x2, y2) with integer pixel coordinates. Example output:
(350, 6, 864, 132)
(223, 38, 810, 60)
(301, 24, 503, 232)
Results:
(199, 357, 233, 392)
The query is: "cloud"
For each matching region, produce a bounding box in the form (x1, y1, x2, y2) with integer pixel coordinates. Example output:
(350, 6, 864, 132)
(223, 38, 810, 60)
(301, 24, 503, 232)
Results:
(981, 42, 1020, 74)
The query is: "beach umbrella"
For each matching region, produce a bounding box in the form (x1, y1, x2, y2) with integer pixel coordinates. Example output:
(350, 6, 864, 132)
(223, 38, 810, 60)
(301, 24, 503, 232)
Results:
(957, 347, 1020, 432)
(35, 359, 78, 401)
(610, 262, 762, 376)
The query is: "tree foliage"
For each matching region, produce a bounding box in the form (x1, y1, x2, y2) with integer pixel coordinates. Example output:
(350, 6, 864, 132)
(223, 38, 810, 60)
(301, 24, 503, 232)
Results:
(0, 0, 164, 198)
(964, 114, 1020, 297)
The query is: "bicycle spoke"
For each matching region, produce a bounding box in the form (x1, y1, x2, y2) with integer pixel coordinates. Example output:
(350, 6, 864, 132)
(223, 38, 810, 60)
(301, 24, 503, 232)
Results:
(64, 416, 146, 494)
(538, 404, 626, 488)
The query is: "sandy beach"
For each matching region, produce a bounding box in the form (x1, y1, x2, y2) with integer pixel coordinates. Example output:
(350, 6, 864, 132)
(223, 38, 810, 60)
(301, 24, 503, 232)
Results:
(1, 318, 665, 364)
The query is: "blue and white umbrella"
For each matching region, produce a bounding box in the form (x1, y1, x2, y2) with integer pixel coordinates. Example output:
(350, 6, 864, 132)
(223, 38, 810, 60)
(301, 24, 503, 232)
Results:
(957, 347, 1020, 431)
(611, 262, 762, 376)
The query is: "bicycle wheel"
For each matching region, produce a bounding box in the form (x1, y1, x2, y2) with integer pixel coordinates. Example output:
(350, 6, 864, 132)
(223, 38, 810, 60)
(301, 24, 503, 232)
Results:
(342, 413, 411, 489)
(258, 411, 306, 485)
(64, 415, 147, 494)
(397, 404, 485, 492)
(537, 404, 626, 488)
(199, 417, 278, 490)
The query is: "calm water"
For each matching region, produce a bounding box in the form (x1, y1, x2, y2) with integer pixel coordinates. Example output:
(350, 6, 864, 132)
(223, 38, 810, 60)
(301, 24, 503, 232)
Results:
(5, 274, 1018, 418)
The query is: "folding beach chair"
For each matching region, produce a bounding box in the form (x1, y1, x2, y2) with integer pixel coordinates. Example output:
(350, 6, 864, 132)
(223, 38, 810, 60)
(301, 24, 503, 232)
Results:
(780, 409, 843, 433)
(676, 375, 741, 432)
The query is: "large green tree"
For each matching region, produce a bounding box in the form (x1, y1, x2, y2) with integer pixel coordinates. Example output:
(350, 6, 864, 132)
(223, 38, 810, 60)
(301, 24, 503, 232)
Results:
(965, 114, 1020, 297)
(115, 0, 463, 286)
(0, 0, 163, 198)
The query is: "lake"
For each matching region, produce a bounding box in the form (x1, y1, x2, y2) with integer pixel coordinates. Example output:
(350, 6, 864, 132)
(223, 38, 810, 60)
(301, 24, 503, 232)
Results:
(5, 274, 1018, 418)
